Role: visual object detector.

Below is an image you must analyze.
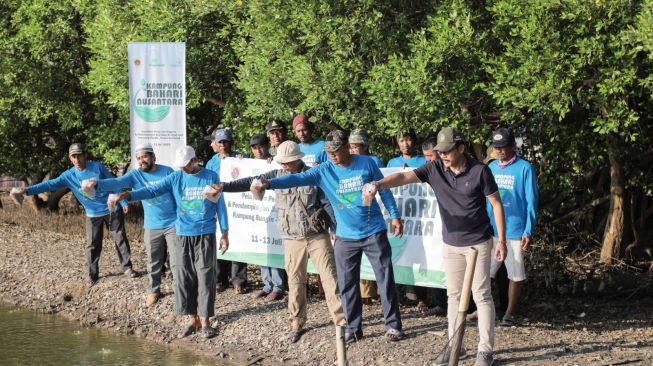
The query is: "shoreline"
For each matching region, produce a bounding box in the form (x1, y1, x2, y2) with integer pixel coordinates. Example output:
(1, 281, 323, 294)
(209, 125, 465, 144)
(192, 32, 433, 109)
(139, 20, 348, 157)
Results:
(1, 203, 652, 365)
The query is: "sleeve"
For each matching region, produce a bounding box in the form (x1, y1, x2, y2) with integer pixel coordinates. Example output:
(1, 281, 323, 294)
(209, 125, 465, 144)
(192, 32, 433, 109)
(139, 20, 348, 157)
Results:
(216, 193, 229, 232)
(96, 171, 136, 193)
(373, 162, 400, 219)
(317, 151, 328, 164)
(269, 167, 320, 189)
(412, 161, 432, 183)
(223, 170, 278, 193)
(523, 164, 539, 237)
(480, 165, 499, 197)
(318, 187, 337, 231)
(130, 173, 174, 201)
(26, 172, 69, 195)
(98, 163, 116, 179)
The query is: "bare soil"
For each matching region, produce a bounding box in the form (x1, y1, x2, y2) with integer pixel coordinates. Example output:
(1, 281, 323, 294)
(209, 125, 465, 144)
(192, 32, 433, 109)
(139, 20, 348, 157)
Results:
(0, 198, 652, 365)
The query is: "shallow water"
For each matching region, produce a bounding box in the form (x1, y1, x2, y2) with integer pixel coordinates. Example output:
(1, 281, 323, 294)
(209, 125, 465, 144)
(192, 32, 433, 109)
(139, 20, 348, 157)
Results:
(0, 303, 219, 366)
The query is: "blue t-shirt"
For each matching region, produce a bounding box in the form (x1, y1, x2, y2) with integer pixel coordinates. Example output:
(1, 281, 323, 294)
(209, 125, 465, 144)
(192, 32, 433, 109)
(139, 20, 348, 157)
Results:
(387, 155, 427, 168)
(205, 151, 248, 176)
(96, 165, 177, 230)
(487, 157, 538, 240)
(369, 155, 384, 168)
(299, 140, 328, 166)
(269, 154, 399, 240)
(130, 168, 229, 236)
(26, 161, 122, 217)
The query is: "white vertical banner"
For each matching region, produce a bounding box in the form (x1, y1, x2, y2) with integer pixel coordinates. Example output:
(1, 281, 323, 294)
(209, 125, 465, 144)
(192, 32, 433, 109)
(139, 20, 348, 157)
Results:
(128, 42, 186, 168)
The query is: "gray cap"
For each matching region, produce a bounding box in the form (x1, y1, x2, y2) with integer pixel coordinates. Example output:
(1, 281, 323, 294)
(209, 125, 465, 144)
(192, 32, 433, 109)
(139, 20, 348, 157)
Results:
(135, 143, 154, 153)
(434, 128, 464, 152)
(68, 143, 86, 156)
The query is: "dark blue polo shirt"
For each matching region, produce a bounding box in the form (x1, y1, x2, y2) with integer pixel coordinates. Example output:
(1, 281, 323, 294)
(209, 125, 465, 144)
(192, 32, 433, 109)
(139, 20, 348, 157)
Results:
(413, 156, 498, 246)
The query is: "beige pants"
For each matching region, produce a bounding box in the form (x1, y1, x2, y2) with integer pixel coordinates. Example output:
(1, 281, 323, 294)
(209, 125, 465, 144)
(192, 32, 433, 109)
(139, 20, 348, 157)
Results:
(360, 280, 378, 298)
(444, 240, 495, 353)
(285, 233, 345, 327)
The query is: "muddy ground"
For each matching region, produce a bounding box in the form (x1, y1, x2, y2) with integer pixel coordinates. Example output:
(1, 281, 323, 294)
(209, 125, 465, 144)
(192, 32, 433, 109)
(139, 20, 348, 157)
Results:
(0, 199, 652, 365)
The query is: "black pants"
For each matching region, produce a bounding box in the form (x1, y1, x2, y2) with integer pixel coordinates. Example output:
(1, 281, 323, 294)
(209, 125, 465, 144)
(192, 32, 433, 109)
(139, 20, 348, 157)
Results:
(216, 260, 247, 287)
(85, 210, 132, 281)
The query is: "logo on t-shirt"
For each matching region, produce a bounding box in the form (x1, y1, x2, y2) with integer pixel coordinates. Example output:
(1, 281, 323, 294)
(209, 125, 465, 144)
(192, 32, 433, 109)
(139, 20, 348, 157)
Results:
(336, 176, 364, 206)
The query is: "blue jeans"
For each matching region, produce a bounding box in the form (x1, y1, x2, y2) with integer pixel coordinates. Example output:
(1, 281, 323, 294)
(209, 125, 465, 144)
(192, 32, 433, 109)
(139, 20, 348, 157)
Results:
(335, 231, 402, 334)
(261, 266, 285, 293)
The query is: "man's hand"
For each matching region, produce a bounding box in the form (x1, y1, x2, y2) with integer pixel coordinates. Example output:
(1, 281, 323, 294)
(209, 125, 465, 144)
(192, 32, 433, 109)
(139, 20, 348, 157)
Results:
(209, 183, 224, 195)
(391, 218, 403, 237)
(495, 239, 507, 261)
(219, 232, 229, 254)
(266, 157, 274, 164)
(11, 187, 26, 195)
(361, 182, 379, 204)
(123, 204, 130, 214)
(253, 179, 270, 191)
(521, 235, 531, 251)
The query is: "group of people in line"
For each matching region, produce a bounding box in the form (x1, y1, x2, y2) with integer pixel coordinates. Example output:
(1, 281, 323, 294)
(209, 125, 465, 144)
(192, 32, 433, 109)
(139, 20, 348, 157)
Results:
(12, 114, 538, 366)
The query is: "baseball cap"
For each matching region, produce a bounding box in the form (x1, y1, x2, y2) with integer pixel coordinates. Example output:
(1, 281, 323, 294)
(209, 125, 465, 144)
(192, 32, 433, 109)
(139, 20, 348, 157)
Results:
(348, 129, 369, 144)
(203, 127, 233, 142)
(324, 130, 348, 152)
(434, 127, 464, 152)
(491, 127, 515, 148)
(68, 143, 86, 156)
(250, 134, 269, 146)
(172, 146, 196, 168)
(135, 143, 154, 153)
(266, 120, 287, 133)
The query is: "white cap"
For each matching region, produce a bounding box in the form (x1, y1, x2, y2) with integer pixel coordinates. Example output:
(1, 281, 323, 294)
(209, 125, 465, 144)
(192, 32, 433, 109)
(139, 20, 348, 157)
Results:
(135, 143, 154, 153)
(274, 141, 305, 164)
(172, 146, 196, 168)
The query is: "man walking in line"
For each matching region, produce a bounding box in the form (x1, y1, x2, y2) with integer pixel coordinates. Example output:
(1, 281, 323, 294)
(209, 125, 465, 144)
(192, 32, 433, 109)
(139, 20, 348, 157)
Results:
(219, 140, 345, 343)
(255, 130, 405, 343)
(364, 127, 506, 366)
(112, 146, 229, 339)
(88, 143, 176, 306)
(13, 143, 137, 287)
(487, 127, 538, 326)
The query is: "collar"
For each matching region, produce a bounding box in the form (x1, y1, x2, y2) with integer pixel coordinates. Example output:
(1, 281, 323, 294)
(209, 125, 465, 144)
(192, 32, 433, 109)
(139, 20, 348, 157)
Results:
(498, 155, 517, 169)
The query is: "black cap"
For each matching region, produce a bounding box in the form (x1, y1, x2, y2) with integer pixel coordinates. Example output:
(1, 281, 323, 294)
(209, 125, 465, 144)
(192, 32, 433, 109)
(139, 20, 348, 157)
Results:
(250, 134, 269, 146)
(491, 127, 515, 148)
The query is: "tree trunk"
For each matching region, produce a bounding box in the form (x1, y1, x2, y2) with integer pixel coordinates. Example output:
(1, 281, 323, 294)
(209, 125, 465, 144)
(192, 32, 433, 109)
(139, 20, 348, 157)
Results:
(600, 136, 625, 264)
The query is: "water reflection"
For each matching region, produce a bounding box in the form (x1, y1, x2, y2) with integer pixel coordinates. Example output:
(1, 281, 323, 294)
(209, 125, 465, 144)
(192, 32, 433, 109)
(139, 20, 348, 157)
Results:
(0, 304, 219, 366)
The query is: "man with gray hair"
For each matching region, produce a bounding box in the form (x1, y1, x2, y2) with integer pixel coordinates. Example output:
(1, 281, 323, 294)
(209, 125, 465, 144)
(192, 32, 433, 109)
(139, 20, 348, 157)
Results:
(12, 143, 137, 287)
(87, 143, 176, 306)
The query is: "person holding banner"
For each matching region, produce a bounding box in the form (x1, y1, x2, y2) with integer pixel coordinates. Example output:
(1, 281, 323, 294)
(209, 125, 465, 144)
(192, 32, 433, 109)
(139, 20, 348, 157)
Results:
(205, 127, 248, 294)
(12, 143, 137, 288)
(85, 143, 176, 306)
(111, 146, 229, 339)
(218, 140, 345, 343)
(266, 119, 289, 157)
(387, 130, 427, 169)
(255, 130, 405, 343)
(363, 127, 507, 366)
(292, 114, 327, 166)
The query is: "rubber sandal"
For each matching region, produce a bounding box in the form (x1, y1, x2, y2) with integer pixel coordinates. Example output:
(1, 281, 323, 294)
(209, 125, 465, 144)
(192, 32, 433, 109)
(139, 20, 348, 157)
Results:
(287, 329, 304, 343)
(234, 284, 247, 294)
(84, 277, 96, 288)
(201, 325, 218, 339)
(178, 324, 198, 338)
(385, 328, 403, 342)
(345, 330, 363, 345)
(124, 268, 138, 278)
(500, 314, 517, 326)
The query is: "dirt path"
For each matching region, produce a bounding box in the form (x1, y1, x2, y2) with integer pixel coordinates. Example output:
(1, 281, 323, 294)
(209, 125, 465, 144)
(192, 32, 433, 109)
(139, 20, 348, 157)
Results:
(0, 207, 652, 365)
